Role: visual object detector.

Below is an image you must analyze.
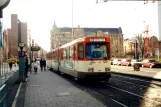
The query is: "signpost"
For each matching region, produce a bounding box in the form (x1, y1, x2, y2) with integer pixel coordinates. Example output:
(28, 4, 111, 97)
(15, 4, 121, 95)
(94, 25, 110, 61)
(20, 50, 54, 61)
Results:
(31, 46, 40, 51)
(29, 46, 40, 72)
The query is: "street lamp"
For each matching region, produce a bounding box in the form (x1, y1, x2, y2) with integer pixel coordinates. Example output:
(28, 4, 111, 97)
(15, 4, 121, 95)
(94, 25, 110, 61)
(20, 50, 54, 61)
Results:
(0, 0, 10, 18)
(18, 42, 25, 55)
(18, 42, 26, 82)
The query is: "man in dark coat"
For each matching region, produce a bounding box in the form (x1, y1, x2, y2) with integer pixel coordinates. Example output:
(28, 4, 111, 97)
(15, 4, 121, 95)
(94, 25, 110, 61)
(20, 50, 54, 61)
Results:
(25, 56, 29, 78)
(40, 58, 43, 71)
(42, 59, 46, 71)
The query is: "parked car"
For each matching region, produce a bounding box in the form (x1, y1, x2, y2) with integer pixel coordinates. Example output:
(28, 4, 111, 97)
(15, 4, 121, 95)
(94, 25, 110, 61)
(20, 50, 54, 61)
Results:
(131, 59, 142, 67)
(141, 59, 161, 68)
(120, 59, 131, 66)
(113, 59, 122, 65)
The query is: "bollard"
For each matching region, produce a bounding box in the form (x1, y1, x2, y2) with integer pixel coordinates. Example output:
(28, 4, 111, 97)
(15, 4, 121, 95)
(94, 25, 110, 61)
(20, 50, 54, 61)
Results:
(0, 84, 6, 107)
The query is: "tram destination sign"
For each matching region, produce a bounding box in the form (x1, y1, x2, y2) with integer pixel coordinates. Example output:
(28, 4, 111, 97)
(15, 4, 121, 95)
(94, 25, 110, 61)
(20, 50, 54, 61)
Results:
(89, 38, 106, 42)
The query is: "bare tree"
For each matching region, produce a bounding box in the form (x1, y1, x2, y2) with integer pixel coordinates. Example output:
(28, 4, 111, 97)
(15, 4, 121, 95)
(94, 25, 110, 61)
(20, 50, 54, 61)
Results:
(134, 33, 146, 58)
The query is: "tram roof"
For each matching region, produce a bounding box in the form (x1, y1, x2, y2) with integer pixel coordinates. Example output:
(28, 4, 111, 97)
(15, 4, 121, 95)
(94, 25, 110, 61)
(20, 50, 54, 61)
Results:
(52, 37, 85, 51)
(52, 36, 110, 51)
(59, 37, 85, 49)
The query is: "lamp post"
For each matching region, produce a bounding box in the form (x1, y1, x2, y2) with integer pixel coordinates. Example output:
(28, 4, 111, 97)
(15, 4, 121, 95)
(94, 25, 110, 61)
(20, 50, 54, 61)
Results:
(134, 39, 138, 59)
(71, 0, 74, 40)
(18, 42, 25, 82)
(17, 18, 26, 82)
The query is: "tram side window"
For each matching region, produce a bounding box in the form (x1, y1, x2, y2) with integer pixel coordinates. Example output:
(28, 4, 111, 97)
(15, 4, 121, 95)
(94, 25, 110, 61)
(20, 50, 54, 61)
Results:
(73, 46, 76, 60)
(60, 49, 63, 60)
(53, 52, 56, 59)
(78, 43, 84, 60)
(69, 46, 73, 60)
(66, 47, 70, 60)
(63, 49, 66, 60)
(66, 48, 68, 59)
(68, 47, 70, 60)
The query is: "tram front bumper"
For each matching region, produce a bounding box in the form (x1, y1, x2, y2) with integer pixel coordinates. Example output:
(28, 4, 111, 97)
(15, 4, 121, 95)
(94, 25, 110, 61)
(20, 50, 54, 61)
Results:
(77, 72, 111, 80)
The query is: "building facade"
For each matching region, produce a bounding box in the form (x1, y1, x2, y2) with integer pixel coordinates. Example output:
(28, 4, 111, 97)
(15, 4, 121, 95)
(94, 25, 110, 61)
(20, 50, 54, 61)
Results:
(124, 35, 160, 58)
(8, 14, 28, 57)
(21, 22, 28, 48)
(50, 22, 124, 57)
(9, 14, 19, 57)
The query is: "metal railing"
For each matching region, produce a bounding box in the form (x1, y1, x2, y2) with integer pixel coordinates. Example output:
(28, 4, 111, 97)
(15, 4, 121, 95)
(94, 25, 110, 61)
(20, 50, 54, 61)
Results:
(0, 84, 6, 107)
(0, 56, 18, 107)
(0, 60, 18, 86)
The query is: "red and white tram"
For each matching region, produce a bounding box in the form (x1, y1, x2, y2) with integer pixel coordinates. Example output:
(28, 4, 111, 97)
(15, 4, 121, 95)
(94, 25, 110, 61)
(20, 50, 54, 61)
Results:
(47, 36, 111, 81)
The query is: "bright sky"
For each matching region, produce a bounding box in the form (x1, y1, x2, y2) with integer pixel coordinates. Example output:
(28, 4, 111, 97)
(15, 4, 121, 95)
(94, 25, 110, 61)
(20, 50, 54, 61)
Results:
(2, 0, 158, 52)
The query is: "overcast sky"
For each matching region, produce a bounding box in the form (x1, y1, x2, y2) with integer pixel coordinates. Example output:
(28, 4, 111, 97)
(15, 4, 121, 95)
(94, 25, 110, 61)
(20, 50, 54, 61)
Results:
(2, 0, 157, 51)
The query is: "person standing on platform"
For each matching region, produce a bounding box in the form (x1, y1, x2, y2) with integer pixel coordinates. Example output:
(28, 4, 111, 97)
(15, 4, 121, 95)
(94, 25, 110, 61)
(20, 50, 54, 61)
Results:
(9, 61, 13, 71)
(25, 56, 29, 78)
(40, 58, 43, 71)
(42, 58, 46, 71)
(32, 59, 39, 73)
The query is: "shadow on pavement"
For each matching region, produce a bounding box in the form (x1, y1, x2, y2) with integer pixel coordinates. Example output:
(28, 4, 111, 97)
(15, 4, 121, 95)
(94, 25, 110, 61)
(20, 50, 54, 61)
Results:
(5, 72, 19, 107)
(50, 69, 161, 107)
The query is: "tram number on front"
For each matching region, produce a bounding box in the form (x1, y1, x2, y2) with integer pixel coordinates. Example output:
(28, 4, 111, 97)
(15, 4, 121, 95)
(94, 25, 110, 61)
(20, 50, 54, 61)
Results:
(90, 38, 106, 42)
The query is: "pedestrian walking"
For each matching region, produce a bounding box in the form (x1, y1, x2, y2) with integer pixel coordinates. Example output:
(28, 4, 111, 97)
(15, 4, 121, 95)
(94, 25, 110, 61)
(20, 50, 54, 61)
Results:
(42, 58, 46, 71)
(14, 61, 16, 67)
(40, 58, 43, 71)
(9, 61, 13, 71)
(25, 56, 29, 78)
(32, 59, 39, 73)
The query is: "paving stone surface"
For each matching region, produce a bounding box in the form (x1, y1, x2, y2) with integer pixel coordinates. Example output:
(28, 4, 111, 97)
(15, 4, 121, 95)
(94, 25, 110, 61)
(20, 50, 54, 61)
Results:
(24, 69, 106, 107)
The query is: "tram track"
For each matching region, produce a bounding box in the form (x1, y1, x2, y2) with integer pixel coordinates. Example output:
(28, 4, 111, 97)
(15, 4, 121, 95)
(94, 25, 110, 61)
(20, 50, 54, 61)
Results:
(77, 74, 161, 107)
(85, 81, 161, 107)
(109, 77, 161, 98)
(112, 73, 161, 88)
(50, 70, 161, 107)
(105, 82, 161, 104)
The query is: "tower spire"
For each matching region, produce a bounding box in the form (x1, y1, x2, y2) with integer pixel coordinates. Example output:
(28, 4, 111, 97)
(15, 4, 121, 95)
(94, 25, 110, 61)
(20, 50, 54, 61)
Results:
(52, 20, 57, 29)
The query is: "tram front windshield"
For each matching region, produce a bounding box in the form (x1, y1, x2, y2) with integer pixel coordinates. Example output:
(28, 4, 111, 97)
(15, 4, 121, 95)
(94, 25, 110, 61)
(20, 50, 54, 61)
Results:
(86, 43, 110, 60)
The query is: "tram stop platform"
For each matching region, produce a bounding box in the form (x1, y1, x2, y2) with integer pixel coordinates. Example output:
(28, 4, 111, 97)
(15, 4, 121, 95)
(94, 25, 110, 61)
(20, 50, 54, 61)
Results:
(13, 68, 107, 107)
